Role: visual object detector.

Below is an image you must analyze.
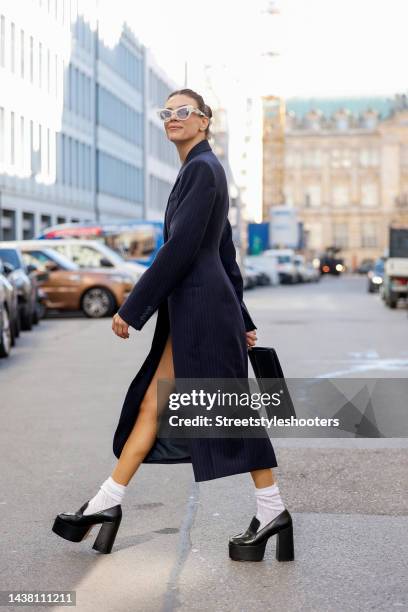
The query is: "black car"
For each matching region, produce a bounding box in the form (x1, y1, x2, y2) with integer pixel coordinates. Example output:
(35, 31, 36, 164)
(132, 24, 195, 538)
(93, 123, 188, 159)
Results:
(367, 258, 385, 293)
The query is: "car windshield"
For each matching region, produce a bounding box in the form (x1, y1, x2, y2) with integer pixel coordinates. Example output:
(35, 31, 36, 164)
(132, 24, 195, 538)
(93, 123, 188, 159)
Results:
(0, 248, 22, 269)
(277, 255, 292, 264)
(26, 248, 79, 271)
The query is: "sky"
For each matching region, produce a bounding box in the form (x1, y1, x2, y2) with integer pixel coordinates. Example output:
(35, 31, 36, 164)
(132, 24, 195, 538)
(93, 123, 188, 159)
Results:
(98, 0, 408, 219)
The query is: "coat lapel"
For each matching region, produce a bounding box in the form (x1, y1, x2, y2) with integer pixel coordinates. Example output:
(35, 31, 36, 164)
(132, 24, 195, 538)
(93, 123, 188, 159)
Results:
(163, 140, 213, 242)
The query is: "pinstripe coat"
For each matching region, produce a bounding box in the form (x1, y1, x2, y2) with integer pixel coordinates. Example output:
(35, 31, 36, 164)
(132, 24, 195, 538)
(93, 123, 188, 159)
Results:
(112, 139, 277, 481)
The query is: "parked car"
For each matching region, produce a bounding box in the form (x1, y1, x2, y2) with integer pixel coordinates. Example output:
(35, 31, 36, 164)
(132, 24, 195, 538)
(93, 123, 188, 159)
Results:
(243, 267, 257, 289)
(8, 239, 146, 283)
(367, 258, 385, 293)
(0, 246, 38, 331)
(19, 247, 135, 318)
(262, 249, 298, 284)
(245, 256, 279, 286)
(302, 261, 321, 282)
(293, 254, 309, 282)
(0, 271, 13, 357)
(247, 265, 271, 286)
(0, 258, 20, 345)
(356, 258, 375, 274)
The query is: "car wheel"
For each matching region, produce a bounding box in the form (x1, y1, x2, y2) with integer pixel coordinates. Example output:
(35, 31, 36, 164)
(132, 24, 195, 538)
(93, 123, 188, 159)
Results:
(20, 304, 33, 331)
(0, 306, 12, 358)
(81, 287, 116, 318)
(14, 311, 21, 338)
(32, 305, 39, 325)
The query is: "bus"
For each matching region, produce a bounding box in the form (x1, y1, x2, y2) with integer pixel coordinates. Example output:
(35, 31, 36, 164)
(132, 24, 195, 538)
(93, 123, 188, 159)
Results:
(37, 220, 164, 267)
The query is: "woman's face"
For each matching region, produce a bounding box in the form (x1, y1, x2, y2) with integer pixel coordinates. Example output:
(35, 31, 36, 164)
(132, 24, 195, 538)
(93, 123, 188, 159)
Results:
(163, 94, 209, 143)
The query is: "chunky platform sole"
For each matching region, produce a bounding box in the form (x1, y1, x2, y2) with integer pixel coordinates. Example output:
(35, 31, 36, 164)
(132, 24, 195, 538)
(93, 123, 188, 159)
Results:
(229, 524, 294, 562)
(52, 515, 122, 554)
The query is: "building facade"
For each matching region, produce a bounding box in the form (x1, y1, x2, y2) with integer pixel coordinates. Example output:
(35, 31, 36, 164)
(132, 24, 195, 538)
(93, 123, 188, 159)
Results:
(0, 0, 179, 240)
(262, 94, 408, 268)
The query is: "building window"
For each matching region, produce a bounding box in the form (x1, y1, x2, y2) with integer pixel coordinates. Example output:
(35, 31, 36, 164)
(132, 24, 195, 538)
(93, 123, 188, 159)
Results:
(332, 184, 349, 207)
(333, 222, 349, 249)
(47, 48, 50, 92)
(22, 212, 35, 240)
(359, 148, 379, 167)
(361, 183, 378, 207)
(331, 148, 351, 168)
(305, 185, 321, 207)
(0, 15, 5, 68)
(38, 42, 42, 87)
(20, 116, 25, 170)
(40, 214, 52, 231)
(10, 22, 15, 72)
(361, 222, 378, 248)
(0, 106, 4, 163)
(10, 111, 15, 164)
(302, 150, 322, 168)
(20, 29, 24, 77)
(1, 209, 17, 240)
(29, 36, 34, 82)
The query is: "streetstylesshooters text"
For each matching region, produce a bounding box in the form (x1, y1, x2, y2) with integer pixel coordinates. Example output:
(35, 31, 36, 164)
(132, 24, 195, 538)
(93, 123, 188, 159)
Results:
(165, 389, 340, 429)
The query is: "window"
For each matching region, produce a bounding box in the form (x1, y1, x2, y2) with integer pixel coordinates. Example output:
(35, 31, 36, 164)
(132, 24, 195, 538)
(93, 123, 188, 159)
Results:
(38, 42, 42, 87)
(0, 15, 5, 67)
(10, 111, 15, 164)
(20, 116, 25, 170)
(361, 183, 378, 207)
(359, 148, 379, 167)
(331, 148, 351, 168)
(10, 22, 15, 72)
(0, 107, 4, 163)
(69, 244, 106, 268)
(305, 185, 321, 207)
(20, 29, 24, 77)
(47, 48, 50, 92)
(29, 36, 34, 82)
(332, 184, 349, 208)
(333, 222, 349, 248)
(361, 222, 378, 248)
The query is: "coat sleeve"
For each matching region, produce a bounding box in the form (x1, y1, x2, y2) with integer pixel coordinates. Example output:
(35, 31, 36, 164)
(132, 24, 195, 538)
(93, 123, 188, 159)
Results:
(219, 216, 257, 332)
(117, 160, 217, 330)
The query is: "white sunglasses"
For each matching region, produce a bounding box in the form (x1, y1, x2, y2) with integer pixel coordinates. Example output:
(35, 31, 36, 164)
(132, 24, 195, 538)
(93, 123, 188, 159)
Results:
(156, 104, 207, 122)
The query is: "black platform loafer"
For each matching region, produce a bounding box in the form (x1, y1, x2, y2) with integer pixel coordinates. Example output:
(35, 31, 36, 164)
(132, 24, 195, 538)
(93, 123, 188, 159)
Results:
(52, 501, 122, 554)
(229, 509, 294, 562)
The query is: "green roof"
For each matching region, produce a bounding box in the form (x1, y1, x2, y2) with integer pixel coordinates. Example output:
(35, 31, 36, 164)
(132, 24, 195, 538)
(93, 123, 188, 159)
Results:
(285, 96, 396, 119)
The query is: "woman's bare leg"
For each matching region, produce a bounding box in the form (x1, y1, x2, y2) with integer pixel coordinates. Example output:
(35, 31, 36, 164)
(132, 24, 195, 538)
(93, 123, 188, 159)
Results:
(250, 468, 275, 488)
(111, 333, 175, 485)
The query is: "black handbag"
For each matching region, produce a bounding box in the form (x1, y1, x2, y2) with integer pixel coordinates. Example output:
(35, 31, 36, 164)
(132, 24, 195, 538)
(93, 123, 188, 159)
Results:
(248, 346, 297, 419)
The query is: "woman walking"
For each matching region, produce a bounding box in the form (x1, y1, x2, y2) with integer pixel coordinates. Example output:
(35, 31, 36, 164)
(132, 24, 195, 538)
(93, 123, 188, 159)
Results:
(52, 88, 294, 562)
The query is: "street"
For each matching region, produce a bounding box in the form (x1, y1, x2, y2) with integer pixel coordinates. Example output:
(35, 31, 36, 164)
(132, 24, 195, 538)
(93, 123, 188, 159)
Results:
(0, 274, 407, 612)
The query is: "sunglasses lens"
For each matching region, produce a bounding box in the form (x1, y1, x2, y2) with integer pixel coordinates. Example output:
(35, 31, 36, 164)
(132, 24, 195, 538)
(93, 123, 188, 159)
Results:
(159, 109, 172, 121)
(176, 107, 191, 119)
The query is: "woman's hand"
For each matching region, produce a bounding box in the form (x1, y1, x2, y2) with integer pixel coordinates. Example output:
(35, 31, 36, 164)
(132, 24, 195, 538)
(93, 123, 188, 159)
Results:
(246, 329, 257, 349)
(112, 313, 130, 339)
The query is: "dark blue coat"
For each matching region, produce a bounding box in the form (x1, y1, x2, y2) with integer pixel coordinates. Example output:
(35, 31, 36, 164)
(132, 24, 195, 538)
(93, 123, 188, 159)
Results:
(112, 139, 277, 481)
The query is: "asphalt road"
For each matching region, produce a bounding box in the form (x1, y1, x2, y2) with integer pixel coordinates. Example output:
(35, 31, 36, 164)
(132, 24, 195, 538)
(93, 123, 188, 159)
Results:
(0, 273, 407, 612)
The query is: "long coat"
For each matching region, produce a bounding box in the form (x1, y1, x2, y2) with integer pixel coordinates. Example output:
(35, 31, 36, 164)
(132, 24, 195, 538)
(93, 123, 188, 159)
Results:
(112, 139, 278, 481)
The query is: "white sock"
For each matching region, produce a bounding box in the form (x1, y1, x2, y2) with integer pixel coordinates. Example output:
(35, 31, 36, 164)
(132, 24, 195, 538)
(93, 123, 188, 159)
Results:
(254, 483, 285, 530)
(83, 476, 127, 516)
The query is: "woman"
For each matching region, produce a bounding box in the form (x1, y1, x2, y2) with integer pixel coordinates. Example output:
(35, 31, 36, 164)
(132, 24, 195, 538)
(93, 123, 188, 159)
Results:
(52, 89, 294, 562)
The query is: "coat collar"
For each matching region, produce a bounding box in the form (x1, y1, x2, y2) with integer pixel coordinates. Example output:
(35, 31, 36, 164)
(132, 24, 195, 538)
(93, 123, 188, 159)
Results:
(183, 139, 212, 165)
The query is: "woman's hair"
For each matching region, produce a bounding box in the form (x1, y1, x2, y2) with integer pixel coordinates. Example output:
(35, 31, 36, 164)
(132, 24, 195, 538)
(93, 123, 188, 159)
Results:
(166, 88, 213, 140)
